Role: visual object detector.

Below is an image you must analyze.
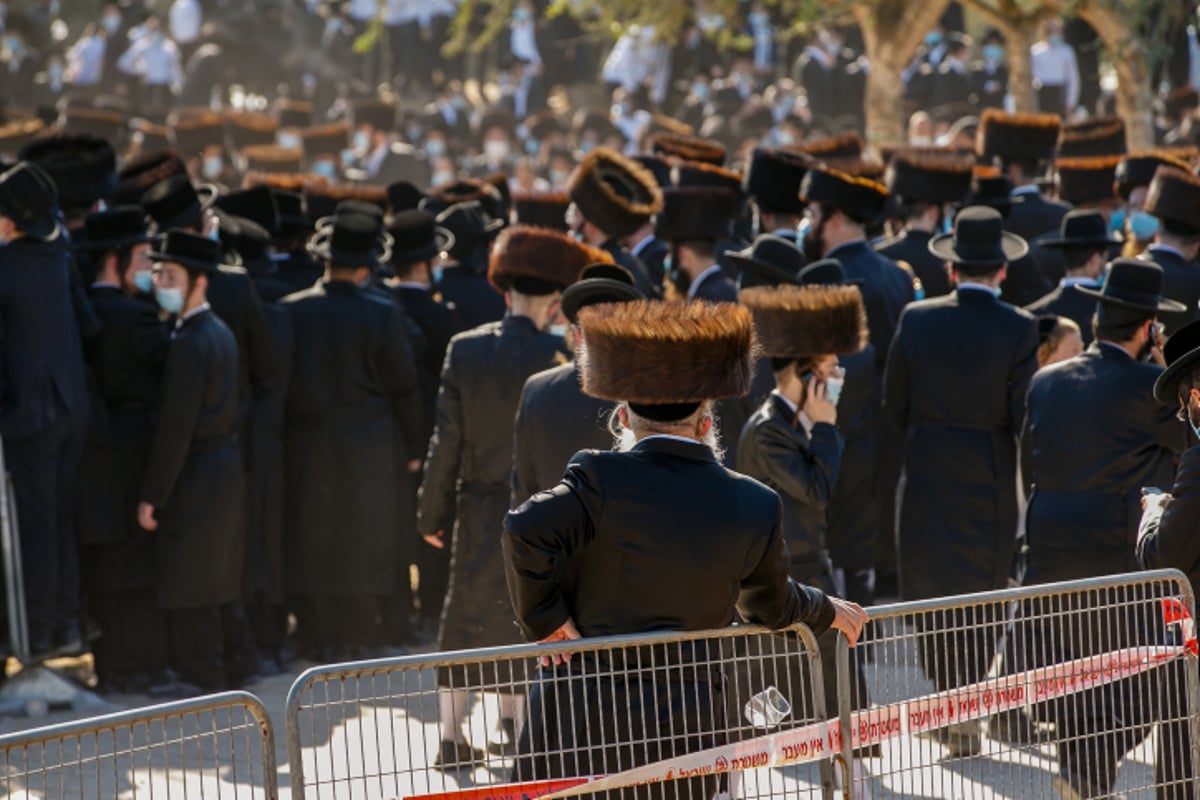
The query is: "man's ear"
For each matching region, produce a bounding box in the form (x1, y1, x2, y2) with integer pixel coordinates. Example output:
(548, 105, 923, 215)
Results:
(698, 415, 713, 438)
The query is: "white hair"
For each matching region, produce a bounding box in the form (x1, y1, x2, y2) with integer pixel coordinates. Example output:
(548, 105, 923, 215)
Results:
(609, 400, 724, 461)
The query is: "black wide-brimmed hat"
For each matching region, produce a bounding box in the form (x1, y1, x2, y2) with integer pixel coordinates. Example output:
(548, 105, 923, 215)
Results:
(1155, 320, 1200, 405)
(308, 210, 393, 267)
(142, 174, 216, 231)
(727, 235, 804, 289)
(743, 147, 811, 215)
(1115, 151, 1192, 201)
(928, 205, 1028, 268)
(1077, 258, 1186, 313)
(0, 161, 60, 240)
(968, 173, 1019, 214)
(388, 209, 454, 265)
(224, 216, 274, 275)
(797, 258, 862, 287)
(560, 262, 644, 324)
(387, 180, 424, 213)
(76, 206, 157, 252)
(436, 200, 504, 264)
(799, 166, 889, 225)
(654, 186, 740, 242)
(148, 228, 223, 273)
(1040, 209, 1122, 249)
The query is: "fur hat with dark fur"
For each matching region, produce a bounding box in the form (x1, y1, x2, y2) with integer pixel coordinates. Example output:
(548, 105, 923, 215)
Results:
(567, 147, 664, 238)
(512, 192, 571, 231)
(224, 110, 279, 149)
(488, 224, 611, 292)
(1115, 150, 1194, 200)
(799, 166, 889, 225)
(578, 300, 756, 403)
(303, 182, 389, 222)
(673, 160, 743, 196)
(240, 145, 304, 174)
(1058, 116, 1126, 159)
(655, 186, 741, 242)
(886, 151, 975, 204)
(19, 133, 117, 210)
(1145, 166, 1200, 235)
(298, 123, 351, 159)
(743, 147, 812, 215)
(977, 109, 1062, 161)
(651, 132, 727, 166)
(740, 284, 868, 358)
(113, 149, 189, 204)
(794, 131, 863, 161)
(1056, 156, 1122, 206)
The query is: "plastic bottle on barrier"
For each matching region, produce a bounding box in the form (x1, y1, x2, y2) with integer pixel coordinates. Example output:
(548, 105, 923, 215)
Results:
(744, 686, 791, 729)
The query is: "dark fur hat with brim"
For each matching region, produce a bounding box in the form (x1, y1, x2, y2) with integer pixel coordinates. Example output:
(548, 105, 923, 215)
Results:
(421, 178, 507, 224)
(794, 131, 863, 161)
(274, 98, 314, 129)
(977, 109, 1062, 161)
(651, 132, 727, 166)
(1155, 320, 1200, 405)
(578, 300, 756, 410)
(240, 145, 304, 175)
(821, 158, 886, 182)
(350, 98, 398, 132)
(0, 117, 44, 154)
(886, 151, 975, 205)
(1162, 86, 1200, 121)
(1145, 166, 1200, 236)
(1055, 156, 1122, 206)
(740, 284, 867, 358)
(672, 160, 743, 197)
(298, 123, 350, 160)
(487, 224, 610, 294)
(171, 111, 226, 157)
(19, 132, 117, 210)
(224, 110, 279, 149)
(655, 186, 740, 242)
(743, 147, 812, 215)
(799, 166, 889, 225)
(1116, 151, 1193, 201)
(512, 192, 571, 231)
(1058, 116, 1126, 159)
(567, 147, 663, 238)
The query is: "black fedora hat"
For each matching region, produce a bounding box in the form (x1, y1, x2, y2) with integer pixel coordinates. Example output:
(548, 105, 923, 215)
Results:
(148, 228, 223, 273)
(1041, 209, 1122, 249)
(308, 210, 391, 267)
(142, 174, 216, 232)
(560, 263, 643, 324)
(388, 209, 454, 266)
(1154, 320, 1200, 405)
(727, 235, 804, 289)
(929, 205, 1028, 268)
(270, 188, 310, 236)
(436, 200, 504, 268)
(76, 205, 157, 252)
(1078, 257, 1187, 313)
(797, 258, 863, 287)
(0, 161, 61, 240)
(224, 216, 274, 275)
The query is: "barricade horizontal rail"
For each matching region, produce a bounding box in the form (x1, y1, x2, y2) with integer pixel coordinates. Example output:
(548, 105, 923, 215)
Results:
(836, 569, 1200, 799)
(0, 689, 278, 799)
(285, 624, 831, 800)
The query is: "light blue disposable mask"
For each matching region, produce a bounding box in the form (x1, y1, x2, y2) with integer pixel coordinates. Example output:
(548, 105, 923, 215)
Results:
(824, 373, 844, 406)
(925, 32, 942, 47)
(1048, 34, 1064, 47)
(1130, 211, 1160, 242)
(1109, 208, 1127, 235)
(983, 44, 1004, 62)
(796, 217, 812, 256)
(425, 139, 447, 157)
(750, 12, 768, 27)
(313, 161, 336, 179)
(353, 131, 370, 151)
(513, 8, 531, 22)
(155, 286, 184, 314)
(692, 84, 708, 100)
(548, 324, 567, 337)
(133, 271, 154, 293)
(432, 265, 445, 284)
(277, 132, 301, 149)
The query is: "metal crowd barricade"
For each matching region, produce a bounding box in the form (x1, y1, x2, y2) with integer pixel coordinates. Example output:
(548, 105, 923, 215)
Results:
(285, 624, 831, 800)
(835, 569, 1200, 799)
(0, 690, 278, 798)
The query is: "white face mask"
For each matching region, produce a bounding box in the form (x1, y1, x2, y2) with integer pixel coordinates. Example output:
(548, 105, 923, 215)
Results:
(202, 156, 223, 179)
(824, 372, 845, 406)
(483, 140, 510, 161)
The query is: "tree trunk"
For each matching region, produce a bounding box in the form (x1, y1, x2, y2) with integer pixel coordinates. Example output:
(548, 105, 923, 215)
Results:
(863, 55, 907, 145)
(1081, 6, 1155, 149)
(1006, 22, 1039, 113)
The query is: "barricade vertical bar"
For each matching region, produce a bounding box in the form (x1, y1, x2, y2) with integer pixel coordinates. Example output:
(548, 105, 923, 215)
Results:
(835, 633, 854, 800)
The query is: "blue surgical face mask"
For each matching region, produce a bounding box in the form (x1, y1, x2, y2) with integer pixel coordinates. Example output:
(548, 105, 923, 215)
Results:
(1109, 207, 1127, 235)
(133, 270, 153, 294)
(202, 155, 223, 179)
(155, 285, 184, 314)
(824, 373, 844, 406)
(432, 265, 445, 284)
(525, 138, 539, 155)
(548, 324, 567, 337)
(692, 83, 708, 100)
(796, 217, 812, 256)
(1048, 34, 1063, 47)
(1130, 211, 1160, 242)
(925, 31, 942, 47)
(425, 138, 447, 157)
(749, 12, 768, 27)
(353, 130, 370, 151)
(983, 44, 1005, 62)
(513, 8, 530, 22)
(102, 14, 120, 32)
(313, 161, 336, 179)
(277, 132, 301, 149)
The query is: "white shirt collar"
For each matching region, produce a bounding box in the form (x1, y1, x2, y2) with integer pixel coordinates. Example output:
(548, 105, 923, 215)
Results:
(394, 281, 430, 291)
(639, 433, 704, 446)
(631, 234, 655, 255)
(1061, 276, 1101, 288)
(686, 263, 725, 301)
(1011, 184, 1040, 196)
(176, 301, 210, 329)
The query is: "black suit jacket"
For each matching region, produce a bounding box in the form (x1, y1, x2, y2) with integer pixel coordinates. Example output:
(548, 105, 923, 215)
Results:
(737, 394, 842, 578)
(0, 237, 90, 438)
(689, 266, 739, 304)
(271, 250, 324, 299)
(602, 241, 659, 300)
(1143, 245, 1200, 335)
(1138, 445, 1200, 593)
(435, 264, 507, 332)
(396, 285, 460, 443)
(207, 265, 277, 413)
(884, 288, 1039, 599)
(1024, 344, 1183, 583)
(969, 61, 1008, 109)
(1001, 192, 1069, 306)
(632, 235, 669, 290)
(1025, 281, 1100, 345)
(931, 63, 973, 110)
(829, 241, 915, 372)
(875, 229, 953, 298)
(512, 361, 614, 506)
(502, 436, 835, 640)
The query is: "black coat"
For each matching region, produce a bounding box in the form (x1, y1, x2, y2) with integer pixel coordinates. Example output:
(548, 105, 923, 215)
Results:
(1001, 192, 1069, 306)
(737, 394, 841, 578)
(884, 288, 1039, 600)
(827, 241, 915, 372)
(78, 287, 167, 592)
(435, 264, 506, 331)
(281, 280, 424, 596)
(418, 314, 566, 650)
(511, 361, 614, 507)
(1023, 344, 1183, 584)
(875, 229, 953, 298)
(396, 284, 460, 444)
(931, 63, 973, 110)
(825, 347, 879, 570)
(1138, 445, 1200, 593)
(632, 235, 669, 291)
(602, 241, 659, 300)
(1143, 245, 1200, 336)
(207, 265, 277, 430)
(970, 61, 1009, 110)
(140, 309, 244, 609)
(269, 250, 323, 300)
(1025, 281, 1100, 345)
(690, 266, 738, 304)
(0, 237, 90, 439)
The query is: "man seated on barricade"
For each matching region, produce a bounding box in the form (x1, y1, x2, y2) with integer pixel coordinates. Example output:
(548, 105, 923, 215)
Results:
(1138, 317, 1200, 798)
(502, 300, 867, 798)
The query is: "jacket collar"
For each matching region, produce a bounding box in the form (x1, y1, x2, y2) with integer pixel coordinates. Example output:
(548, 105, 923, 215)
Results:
(502, 312, 540, 333)
(632, 435, 719, 464)
(1092, 341, 1135, 363)
(825, 239, 869, 260)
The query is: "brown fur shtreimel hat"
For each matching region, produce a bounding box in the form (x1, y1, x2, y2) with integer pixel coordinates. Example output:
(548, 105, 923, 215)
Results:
(740, 284, 868, 358)
(578, 300, 756, 404)
(488, 224, 611, 294)
(567, 147, 664, 238)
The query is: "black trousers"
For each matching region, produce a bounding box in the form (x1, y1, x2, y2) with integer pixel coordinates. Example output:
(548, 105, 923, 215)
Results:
(5, 411, 86, 649)
(167, 601, 256, 691)
(293, 593, 380, 654)
(90, 589, 168, 687)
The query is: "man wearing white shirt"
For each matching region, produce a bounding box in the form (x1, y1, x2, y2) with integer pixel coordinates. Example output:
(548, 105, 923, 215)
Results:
(168, 0, 200, 61)
(66, 27, 106, 88)
(1030, 17, 1079, 115)
(118, 23, 182, 114)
